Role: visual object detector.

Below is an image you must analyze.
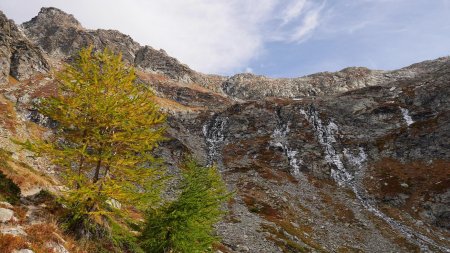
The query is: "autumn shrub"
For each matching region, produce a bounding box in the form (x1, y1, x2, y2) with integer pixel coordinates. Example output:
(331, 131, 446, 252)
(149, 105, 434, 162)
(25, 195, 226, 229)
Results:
(26, 46, 167, 239)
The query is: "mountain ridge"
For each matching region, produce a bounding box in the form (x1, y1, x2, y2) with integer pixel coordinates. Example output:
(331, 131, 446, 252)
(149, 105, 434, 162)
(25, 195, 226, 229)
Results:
(0, 7, 449, 253)
(13, 7, 450, 100)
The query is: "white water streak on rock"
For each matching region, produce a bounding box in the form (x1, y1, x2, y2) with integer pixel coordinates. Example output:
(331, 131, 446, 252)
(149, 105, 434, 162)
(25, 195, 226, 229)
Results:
(300, 108, 352, 185)
(344, 147, 367, 168)
(301, 106, 448, 252)
(400, 107, 414, 126)
(203, 116, 228, 166)
(270, 123, 302, 176)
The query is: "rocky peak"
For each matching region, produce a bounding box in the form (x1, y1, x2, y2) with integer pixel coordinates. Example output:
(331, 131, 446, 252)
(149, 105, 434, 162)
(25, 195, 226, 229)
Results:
(13, 7, 450, 102)
(19, 7, 200, 81)
(21, 7, 140, 63)
(218, 57, 450, 100)
(23, 7, 82, 30)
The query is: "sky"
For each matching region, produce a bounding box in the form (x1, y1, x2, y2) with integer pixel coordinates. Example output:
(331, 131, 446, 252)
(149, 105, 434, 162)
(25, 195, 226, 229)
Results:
(1, 0, 450, 77)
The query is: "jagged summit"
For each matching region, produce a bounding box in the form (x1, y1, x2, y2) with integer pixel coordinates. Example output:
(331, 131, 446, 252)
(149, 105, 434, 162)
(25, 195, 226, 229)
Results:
(24, 7, 82, 30)
(19, 7, 207, 84)
(21, 7, 140, 62)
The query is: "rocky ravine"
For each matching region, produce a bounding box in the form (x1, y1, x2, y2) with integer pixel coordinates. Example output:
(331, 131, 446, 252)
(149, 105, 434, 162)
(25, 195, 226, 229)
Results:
(0, 7, 449, 253)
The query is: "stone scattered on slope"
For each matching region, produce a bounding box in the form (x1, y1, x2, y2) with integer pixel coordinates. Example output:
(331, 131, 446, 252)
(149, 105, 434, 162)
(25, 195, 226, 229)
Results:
(13, 249, 35, 253)
(1, 226, 27, 236)
(0, 207, 14, 222)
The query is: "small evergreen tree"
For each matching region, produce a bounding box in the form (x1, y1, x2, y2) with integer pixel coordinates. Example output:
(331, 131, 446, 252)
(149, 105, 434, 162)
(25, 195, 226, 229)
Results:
(29, 46, 167, 237)
(140, 158, 231, 253)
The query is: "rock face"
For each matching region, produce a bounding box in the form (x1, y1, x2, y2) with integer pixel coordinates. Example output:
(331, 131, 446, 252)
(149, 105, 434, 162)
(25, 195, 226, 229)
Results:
(21, 7, 140, 63)
(170, 62, 450, 251)
(20, 7, 227, 90)
(135, 46, 197, 82)
(220, 61, 430, 100)
(1, 7, 449, 252)
(0, 11, 49, 83)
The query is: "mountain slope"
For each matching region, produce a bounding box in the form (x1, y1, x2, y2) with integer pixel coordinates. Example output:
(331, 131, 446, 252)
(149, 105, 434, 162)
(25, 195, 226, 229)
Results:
(0, 7, 449, 253)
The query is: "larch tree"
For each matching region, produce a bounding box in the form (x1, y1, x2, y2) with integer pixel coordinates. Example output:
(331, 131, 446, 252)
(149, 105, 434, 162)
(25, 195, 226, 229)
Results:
(29, 46, 167, 237)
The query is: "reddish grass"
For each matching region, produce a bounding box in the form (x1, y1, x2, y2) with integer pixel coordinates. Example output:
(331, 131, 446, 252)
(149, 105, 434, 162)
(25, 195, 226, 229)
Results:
(25, 223, 61, 244)
(0, 234, 29, 253)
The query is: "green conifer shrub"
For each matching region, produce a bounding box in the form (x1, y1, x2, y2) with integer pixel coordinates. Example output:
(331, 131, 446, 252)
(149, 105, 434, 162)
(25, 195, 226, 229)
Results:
(141, 158, 231, 253)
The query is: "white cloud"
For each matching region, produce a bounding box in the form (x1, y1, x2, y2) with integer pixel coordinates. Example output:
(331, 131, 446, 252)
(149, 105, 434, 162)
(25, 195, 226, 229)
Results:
(289, 7, 321, 42)
(269, 1, 324, 43)
(0, 0, 324, 74)
(282, 0, 307, 25)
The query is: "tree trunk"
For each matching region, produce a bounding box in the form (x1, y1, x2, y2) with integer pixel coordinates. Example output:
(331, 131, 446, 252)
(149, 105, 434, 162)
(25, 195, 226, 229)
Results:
(93, 158, 102, 183)
(76, 130, 88, 189)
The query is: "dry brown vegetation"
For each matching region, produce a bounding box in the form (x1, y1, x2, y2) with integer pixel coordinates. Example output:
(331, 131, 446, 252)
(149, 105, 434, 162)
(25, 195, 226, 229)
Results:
(0, 233, 29, 253)
(0, 148, 53, 195)
(25, 223, 61, 246)
(365, 158, 450, 204)
(0, 95, 18, 133)
(7, 75, 20, 85)
(19, 222, 84, 253)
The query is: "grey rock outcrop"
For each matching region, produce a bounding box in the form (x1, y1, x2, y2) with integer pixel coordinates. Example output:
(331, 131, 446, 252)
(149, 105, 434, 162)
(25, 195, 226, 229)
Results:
(220, 61, 426, 100)
(1, 226, 27, 236)
(135, 46, 196, 82)
(0, 11, 49, 83)
(13, 249, 35, 253)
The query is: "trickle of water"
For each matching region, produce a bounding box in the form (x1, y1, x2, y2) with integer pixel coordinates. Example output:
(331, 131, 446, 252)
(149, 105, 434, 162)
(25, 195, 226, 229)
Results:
(270, 122, 302, 176)
(300, 107, 352, 185)
(300, 105, 449, 252)
(203, 116, 228, 166)
(343, 147, 367, 168)
(400, 107, 414, 126)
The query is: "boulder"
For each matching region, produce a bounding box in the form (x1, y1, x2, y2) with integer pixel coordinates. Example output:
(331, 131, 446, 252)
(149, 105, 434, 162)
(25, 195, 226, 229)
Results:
(1, 226, 27, 236)
(0, 207, 14, 222)
(13, 249, 35, 253)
